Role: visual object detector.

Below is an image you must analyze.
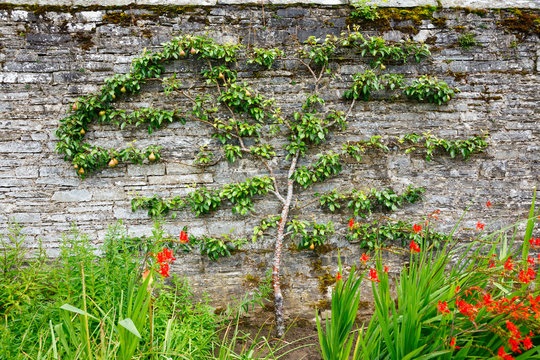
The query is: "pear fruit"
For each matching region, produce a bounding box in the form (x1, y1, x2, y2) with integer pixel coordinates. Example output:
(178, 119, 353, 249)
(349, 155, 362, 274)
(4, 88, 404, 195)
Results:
(78, 167, 85, 175)
(148, 152, 156, 162)
(80, 128, 85, 135)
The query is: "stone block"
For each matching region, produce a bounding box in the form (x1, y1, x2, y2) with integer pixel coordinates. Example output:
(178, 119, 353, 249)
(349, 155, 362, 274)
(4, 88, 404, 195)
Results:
(147, 174, 213, 185)
(52, 190, 92, 202)
(127, 163, 166, 176)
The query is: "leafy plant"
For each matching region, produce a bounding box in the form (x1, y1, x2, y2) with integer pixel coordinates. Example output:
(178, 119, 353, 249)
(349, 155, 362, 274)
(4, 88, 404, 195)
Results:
(248, 47, 284, 69)
(350, 0, 380, 21)
(321, 195, 540, 360)
(402, 75, 458, 105)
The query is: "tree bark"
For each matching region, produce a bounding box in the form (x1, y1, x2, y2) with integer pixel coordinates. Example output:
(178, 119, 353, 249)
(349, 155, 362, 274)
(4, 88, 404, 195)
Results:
(272, 152, 298, 337)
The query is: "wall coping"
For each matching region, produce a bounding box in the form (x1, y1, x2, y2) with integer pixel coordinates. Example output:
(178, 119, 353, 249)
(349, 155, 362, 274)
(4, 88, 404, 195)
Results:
(1, 0, 539, 9)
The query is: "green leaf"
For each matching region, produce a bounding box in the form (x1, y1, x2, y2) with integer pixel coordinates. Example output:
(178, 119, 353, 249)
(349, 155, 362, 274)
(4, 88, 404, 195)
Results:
(119, 318, 141, 338)
(60, 304, 98, 320)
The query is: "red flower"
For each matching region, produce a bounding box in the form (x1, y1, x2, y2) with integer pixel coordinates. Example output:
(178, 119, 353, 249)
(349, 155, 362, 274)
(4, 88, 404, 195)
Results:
(476, 221, 485, 231)
(336, 272, 342, 281)
(486, 201, 492, 207)
(449, 337, 460, 349)
(360, 252, 370, 264)
(506, 321, 520, 338)
(158, 262, 170, 278)
(368, 268, 380, 283)
(519, 270, 531, 284)
(483, 293, 494, 306)
(508, 338, 521, 353)
(179, 230, 189, 244)
(410, 240, 421, 253)
(527, 256, 535, 266)
(455, 285, 460, 294)
(437, 300, 450, 315)
(523, 336, 533, 350)
(504, 257, 514, 272)
(348, 218, 355, 229)
(384, 265, 389, 273)
(155, 248, 176, 277)
(413, 224, 422, 234)
(456, 298, 477, 320)
(497, 346, 516, 360)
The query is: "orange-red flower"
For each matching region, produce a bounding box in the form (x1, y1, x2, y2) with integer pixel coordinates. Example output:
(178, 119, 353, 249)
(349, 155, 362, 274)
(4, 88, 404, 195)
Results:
(504, 257, 514, 272)
(410, 240, 421, 253)
(158, 262, 170, 278)
(523, 336, 533, 350)
(497, 346, 515, 360)
(384, 265, 389, 273)
(336, 272, 342, 281)
(348, 218, 355, 229)
(437, 300, 450, 315)
(155, 248, 176, 278)
(476, 221, 485, 231)
(360, 252, 370, 264)
(180, 230, 189, 244)
(486, 201, 492, 207)
(368, 268, 380, 283)
(449, 337, 460, 349)
(413, 224, 422, 234)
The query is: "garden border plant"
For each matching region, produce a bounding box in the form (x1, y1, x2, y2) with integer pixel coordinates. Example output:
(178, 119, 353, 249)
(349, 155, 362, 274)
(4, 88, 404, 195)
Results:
(55, 26, 489, 336)
(317, 192, 540, 359)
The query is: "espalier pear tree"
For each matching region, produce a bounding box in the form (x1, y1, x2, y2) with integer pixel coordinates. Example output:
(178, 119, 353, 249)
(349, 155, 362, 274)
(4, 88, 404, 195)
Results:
(56, 28, 488, 336)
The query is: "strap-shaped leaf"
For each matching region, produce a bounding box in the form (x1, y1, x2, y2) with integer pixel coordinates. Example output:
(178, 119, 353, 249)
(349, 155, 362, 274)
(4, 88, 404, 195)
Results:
(119, 318, 141, 338)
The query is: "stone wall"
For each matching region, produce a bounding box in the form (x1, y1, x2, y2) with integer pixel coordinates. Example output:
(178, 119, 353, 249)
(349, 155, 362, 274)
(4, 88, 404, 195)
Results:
(0, 2, 539, 320)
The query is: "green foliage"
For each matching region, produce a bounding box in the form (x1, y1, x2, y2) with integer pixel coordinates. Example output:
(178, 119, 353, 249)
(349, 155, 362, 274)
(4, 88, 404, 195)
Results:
(0, 223, 223, 360)
(458, 32, 479, 50)
(0, 223, 51, 321)
(199, 236, 233, 260)
(131, 176, 274, 218)
(342, 136, 389, 161)
(347, 218, 450, 249)
(293, 152, 342, 188)
(343, 70, 381, 101)
(287, 219, 335, 249)
(400, 132, 489, 161)
(299, 35, 337, 67)
(317, 259, 364, 360)
(251, 215, 281, 243)
(248, 47, 284, 69)
(218, 82, 273, 123)
(317, 186, 425, 217)
(318, 200, 540, 359)
(350, 0, 380, 21)
(194, 145, 214, 166)
(402, 75, 458, 105)
(56, 34, 243, 177)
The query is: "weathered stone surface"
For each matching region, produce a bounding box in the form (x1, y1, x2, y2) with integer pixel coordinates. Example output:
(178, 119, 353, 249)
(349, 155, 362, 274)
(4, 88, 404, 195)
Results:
(0, 3, 539, 320)
(52, 190, 92, 202)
